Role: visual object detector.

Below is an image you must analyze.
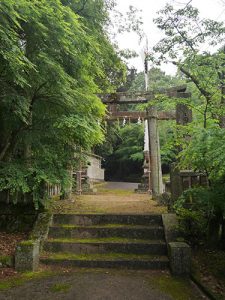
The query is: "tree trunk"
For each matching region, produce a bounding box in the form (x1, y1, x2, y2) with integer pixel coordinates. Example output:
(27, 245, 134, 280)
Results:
(220, 216, 225, 250)
(207, 212, 223, 248)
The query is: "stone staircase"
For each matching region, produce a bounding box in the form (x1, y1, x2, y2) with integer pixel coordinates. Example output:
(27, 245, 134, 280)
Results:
(41, 214, 169, 269)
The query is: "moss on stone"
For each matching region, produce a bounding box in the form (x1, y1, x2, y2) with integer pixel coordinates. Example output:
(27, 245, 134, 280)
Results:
(19, 240, 35, 246)
(60, 224, 149, 229)
(42, 252, 164, 261)
(30, 212, 53, 241)
(48, 237, 152, 243)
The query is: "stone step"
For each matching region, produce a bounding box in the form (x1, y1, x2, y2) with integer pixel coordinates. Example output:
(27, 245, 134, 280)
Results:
(48, 224, 165, 240)
(41, 253, 169, 270)
(43, 238, 167, 255)
(53, 214, 162, 226)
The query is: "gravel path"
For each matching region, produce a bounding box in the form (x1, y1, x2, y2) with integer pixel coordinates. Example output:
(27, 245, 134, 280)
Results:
(0, 269, 206, 300)
(103, 181, 139, 190)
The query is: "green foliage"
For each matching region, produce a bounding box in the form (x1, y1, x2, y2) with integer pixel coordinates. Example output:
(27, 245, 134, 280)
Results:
(0, 0, 126, 207)
(158, 120, 177, 165)
(114, 123, 144, 162)
(129, 68, 184, 93)
(95, 122, 144, 181)
(174, 205, 208, 247)
(151, 5, 225, 248)
(174, 185, 225, 246)
(153, 3, 225, 128)
(178, 126, 225, 181)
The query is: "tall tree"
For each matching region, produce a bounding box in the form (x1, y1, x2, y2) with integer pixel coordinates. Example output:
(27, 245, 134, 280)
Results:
(0, 0, 126, 205)
(152, 3, 225, 128)
(152, 3, 225, 246)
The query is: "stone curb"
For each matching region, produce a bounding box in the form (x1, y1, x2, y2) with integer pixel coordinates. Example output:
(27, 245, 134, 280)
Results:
(190, 274, 217, 300)
(162, 213, 191, 276)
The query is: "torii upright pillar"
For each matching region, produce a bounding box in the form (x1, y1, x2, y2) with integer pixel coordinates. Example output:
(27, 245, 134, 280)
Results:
(147, 107, 163, 197)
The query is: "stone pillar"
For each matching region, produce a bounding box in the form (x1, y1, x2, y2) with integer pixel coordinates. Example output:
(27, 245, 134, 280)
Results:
(147, 107, 163, 196)
(170, 103, 193, 201)
(15, 240, 40, 272)
(170, 162, 183, 202)
(169, 242, 191, 276)
(136, 120, 151, 194)
(63, 167, 73, 199)
(176, 103, 192, 126)
(76, 170, 82, 195)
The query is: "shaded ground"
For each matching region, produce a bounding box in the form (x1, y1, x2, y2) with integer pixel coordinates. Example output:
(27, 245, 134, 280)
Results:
(0, 268, 207, 300)
(192, 249, 225, 300)
(0, 232, 28, 281)
(52, 182, 167, 214)
(0, 232, 27, 256)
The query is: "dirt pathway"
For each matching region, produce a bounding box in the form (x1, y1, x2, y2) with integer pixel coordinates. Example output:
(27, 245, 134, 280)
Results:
(52, 182, 166, 214)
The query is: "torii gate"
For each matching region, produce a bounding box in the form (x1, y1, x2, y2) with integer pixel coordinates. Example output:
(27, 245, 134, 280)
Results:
(100, 85, 192, 197)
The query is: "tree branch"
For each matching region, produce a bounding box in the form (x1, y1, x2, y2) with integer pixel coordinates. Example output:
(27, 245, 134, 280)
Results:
(76, 0, 88, 14)
(172, 61, 211, 100)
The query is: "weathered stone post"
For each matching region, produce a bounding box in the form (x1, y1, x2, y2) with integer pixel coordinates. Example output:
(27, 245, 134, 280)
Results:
(170, 102, 193, 201)
(147, 107, 163, 196)
(170, 163, 183, 203)
(15, 240, 40, 272)
(176, 103, 192, 126)
(169, 242, 191, 276)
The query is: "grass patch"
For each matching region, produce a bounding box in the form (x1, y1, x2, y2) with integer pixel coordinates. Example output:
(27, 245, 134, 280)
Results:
(151, 274, 199, 300)
(93, 182, 107, 188)
(0, 270, 56, 291)
(97, 188, 134, 196)
(50, 283, 71, 293)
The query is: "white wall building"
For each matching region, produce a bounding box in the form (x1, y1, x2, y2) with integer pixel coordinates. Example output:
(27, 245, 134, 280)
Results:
(86, 154, 105, 182)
